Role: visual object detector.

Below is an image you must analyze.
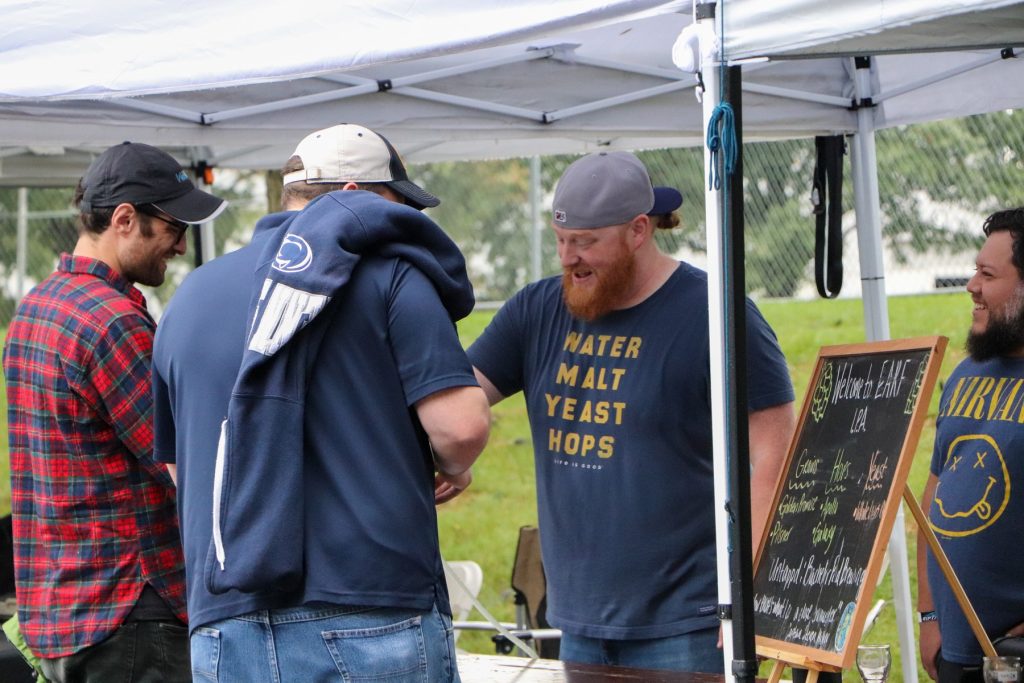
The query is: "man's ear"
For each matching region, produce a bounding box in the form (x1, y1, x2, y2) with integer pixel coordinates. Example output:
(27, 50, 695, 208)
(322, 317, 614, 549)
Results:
(109, 203, 138, 235)
(629, 214, 652, 247)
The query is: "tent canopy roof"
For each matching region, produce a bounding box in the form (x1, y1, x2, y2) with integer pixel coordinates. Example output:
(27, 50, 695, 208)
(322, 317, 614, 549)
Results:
(0, 0, 1020, 184)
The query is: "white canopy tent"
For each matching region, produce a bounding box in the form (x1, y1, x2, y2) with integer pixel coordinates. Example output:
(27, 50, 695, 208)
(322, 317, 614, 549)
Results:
(1, 2, 1022, 680)
(1, 1, 1020, 179)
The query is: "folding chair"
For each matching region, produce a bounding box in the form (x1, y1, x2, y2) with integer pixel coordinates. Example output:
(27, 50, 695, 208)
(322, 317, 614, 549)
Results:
(494, 526, 561, 659)
(442, 560, 483, 645)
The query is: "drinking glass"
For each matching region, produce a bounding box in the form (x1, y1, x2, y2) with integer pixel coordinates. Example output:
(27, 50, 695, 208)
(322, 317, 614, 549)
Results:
(856, 644, 891, 683)
(984, 656, 1022, 683)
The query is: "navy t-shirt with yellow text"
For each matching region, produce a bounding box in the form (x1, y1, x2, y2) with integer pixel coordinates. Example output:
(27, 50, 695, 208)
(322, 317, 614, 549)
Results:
(468, 262, 794, 639)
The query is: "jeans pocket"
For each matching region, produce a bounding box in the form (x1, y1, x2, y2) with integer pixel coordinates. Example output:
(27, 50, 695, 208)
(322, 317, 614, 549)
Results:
(322, 615, 427, 682)
(191, 627, 221, 682)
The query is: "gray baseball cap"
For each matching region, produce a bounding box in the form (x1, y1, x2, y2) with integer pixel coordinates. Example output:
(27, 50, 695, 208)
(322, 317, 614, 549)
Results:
(551, 151, 655, 229)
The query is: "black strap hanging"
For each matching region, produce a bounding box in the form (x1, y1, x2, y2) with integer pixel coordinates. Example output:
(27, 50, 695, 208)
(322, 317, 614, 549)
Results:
(812, 136, 846, 298)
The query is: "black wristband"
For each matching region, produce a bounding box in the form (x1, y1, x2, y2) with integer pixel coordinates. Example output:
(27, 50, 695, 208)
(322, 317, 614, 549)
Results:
(919, 610, 938, 623)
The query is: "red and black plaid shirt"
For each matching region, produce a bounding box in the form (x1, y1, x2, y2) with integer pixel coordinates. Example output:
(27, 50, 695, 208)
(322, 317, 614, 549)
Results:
(3, 254, 186, 657)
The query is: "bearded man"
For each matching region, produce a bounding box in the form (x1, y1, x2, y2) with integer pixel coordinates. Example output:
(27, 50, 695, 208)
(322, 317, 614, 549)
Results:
(918, 207, 1024, 683)
(3, 142, 226, 683)
(467, 150, 795, 673)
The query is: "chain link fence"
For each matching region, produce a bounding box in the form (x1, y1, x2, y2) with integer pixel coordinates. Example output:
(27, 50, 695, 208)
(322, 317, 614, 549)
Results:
(1, 109, 1021, 323)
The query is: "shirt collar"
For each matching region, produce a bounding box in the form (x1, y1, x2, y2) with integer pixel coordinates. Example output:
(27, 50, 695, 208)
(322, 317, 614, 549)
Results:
(251, 211, 296, 242)
(59, 253, 147, 307)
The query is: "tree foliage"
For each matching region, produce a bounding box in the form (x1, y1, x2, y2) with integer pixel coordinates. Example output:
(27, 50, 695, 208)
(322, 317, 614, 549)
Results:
(2, 111, 1022, 311)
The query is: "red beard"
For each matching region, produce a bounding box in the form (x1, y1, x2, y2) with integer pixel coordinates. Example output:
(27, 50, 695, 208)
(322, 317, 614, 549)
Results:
(562, 245, 636, 321)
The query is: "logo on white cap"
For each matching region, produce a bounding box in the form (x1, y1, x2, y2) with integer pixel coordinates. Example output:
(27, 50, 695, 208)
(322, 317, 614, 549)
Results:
(554, 210, 567, 223)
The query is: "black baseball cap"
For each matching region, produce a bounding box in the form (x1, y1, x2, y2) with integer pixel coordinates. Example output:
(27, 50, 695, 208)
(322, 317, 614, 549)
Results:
(80, 142, 227, 224)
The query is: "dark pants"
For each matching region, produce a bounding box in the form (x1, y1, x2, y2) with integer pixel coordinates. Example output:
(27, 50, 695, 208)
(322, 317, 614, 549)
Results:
(39, 620, 190, 683)
(937, 655, 984, 683)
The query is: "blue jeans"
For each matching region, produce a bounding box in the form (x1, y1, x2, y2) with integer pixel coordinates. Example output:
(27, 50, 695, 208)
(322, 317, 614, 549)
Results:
(190, 602, 460, 682)
(559, 627, 723, 673)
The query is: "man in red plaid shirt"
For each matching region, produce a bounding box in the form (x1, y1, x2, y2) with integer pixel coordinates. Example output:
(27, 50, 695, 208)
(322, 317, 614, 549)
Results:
(3, 142, 226, 683)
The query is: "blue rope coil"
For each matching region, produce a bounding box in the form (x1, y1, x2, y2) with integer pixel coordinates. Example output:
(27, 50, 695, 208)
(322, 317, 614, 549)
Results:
(706, 102, 737, 190)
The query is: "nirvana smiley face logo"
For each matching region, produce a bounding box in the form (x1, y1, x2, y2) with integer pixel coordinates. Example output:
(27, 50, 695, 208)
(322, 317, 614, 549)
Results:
(931, 434, 1010, 536)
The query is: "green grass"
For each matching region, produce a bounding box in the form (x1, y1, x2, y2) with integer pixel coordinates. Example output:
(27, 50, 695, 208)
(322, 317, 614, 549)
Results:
(0, 290, 974, 676)
(440, 291, 972, 674)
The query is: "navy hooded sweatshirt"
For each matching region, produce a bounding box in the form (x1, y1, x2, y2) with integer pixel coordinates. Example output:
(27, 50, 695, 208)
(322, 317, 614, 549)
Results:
(208, 190, 474, 595)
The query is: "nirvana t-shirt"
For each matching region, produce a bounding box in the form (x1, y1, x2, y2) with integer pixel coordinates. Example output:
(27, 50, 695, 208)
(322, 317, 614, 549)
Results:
(928, 355, 1024, 665)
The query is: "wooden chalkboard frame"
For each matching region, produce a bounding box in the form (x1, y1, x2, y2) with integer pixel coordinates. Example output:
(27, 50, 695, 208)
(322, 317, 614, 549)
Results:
(753, 336, 947, 673)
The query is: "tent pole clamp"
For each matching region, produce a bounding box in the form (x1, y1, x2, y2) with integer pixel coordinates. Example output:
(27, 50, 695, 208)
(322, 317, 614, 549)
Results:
(849, 55, 878, 110)
(1002, 48, 1016, 59)
(377, 79, 393, 92)
(733, 658, 760, 678)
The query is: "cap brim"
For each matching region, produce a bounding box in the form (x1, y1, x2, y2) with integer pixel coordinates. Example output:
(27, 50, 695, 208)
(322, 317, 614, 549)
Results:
(387, 180, 440, 210)
(151, 187, 228, 224)
(650, 186, 682, 215)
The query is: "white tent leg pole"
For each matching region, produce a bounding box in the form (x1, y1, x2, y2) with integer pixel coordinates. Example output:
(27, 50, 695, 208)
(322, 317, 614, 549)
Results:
(16, 187, 28, 300)
(851, 130, 889, 341)
(199, 222, 216, 264)
(196, 171, 217, 265)
(700, 55, 735, 683)
(530, 156, 542, 283)
(852, 104, 918, 683)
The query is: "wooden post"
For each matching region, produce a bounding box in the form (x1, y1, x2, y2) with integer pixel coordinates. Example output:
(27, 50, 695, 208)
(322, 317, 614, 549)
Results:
(902, 485, 997, 658)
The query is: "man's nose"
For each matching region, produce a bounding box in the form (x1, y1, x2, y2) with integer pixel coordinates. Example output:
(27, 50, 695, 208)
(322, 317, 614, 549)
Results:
(966, 272, 981, 295)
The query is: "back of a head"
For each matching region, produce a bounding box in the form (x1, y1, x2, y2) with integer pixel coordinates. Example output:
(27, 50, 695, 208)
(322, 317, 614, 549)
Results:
(649, 186, 683, 230)
(551, 151, 655, 230)
(279, 124, 439, 211)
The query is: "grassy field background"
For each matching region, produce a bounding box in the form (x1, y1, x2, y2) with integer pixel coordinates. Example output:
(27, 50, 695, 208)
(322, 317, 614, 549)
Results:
(0, 290, 971, 680)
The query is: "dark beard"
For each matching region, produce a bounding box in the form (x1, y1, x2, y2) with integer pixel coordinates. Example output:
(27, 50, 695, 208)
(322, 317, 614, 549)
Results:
(966, 298, 1024, 360)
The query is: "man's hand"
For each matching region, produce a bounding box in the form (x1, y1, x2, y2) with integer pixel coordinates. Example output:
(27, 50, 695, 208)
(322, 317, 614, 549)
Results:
(920, 620, 940, 681)
(435, 469, 472, 505)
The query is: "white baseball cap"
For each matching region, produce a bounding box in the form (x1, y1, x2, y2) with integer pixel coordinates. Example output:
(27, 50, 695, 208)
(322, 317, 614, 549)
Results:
(283, 123, 439, 209)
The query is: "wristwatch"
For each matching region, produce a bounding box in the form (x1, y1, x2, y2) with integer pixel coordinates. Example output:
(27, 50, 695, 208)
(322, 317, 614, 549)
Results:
(919, 610, 938, 623)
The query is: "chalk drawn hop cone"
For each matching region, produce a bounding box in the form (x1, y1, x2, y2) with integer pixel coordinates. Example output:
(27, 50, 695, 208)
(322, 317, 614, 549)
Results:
(904, 360, 926, 414)
(811, 361, 834, 422)
(984, 656, 1022, 683)
(856, 644, 891, 683)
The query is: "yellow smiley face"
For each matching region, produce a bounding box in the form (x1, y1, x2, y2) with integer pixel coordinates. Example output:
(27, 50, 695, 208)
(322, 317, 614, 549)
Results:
(931, 434, 1011, 536)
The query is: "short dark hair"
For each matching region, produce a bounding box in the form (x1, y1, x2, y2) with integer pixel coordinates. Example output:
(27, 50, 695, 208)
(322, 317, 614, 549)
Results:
(73, 179, 114, 236)
(279, 155, 393, 209)
(73, 180, 158, 237)
(983, 207, 1024, 280)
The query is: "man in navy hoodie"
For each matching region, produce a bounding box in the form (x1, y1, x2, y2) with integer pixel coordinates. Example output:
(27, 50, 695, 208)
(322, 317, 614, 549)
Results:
(151, 124, 490, 682)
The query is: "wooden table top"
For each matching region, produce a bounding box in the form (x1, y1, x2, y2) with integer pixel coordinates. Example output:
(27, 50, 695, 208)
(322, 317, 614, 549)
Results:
(457, 653, 729, 682)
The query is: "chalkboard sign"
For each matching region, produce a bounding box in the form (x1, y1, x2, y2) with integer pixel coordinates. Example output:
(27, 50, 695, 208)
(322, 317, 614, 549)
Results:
(753, 336, 947, 670)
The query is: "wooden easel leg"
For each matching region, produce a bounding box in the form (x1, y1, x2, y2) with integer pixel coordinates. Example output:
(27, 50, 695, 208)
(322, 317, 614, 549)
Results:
(766, 661, 786, 683)
(805, 670, 820, 683)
